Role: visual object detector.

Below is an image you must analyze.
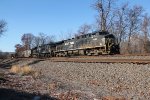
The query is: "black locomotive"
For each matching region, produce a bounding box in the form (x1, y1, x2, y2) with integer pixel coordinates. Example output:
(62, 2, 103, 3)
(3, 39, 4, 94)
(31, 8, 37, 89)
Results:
(30, 31, 120, 57)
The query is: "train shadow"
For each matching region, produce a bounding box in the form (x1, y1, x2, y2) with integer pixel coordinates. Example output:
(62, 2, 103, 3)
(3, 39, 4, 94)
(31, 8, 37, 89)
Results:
(0, 88, 57, 100)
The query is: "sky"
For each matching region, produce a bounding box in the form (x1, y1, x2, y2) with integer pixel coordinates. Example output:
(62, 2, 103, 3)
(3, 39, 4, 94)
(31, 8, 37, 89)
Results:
(0, 0, 150, 52)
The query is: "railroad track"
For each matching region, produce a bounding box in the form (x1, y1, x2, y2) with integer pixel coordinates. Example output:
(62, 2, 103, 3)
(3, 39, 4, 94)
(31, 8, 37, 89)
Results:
(8, 55, 150, 64)
(49, 57, 150, 64)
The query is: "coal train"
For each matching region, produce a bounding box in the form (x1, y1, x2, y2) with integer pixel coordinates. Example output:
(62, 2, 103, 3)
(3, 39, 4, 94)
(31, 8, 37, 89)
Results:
(15, 31, 120, 58)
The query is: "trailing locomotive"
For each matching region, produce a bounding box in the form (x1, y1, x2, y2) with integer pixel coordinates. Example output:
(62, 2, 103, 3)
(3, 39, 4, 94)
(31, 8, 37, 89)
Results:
(30, 31, 120, 57)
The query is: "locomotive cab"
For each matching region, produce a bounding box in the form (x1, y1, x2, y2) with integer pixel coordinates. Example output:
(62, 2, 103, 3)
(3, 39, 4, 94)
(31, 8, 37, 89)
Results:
(105, 34, 120, 54)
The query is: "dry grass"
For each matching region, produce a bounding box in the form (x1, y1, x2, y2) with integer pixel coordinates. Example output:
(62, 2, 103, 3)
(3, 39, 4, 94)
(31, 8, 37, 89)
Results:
(21, 65, 32, 75)
(10, 65, 33, 75)
(10, 65, 20, 74)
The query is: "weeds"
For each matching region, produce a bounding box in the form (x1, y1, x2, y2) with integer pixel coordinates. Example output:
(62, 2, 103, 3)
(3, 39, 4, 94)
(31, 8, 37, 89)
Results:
(10, 65, 34, 75)
(10, 65, 20, 74)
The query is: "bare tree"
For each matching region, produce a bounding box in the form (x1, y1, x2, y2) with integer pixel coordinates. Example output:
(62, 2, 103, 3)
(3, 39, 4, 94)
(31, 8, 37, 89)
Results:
(21, 33, 34, 50)
(15, 44, 23, 52)
(113, 3, 129, 45)
(38, 33, 54, 45)
(38, 33, 47, 45)
(77, 24, 92, 35)
(31, 33, 55, 48)
(32, 36, 41, 48)
(141, 13, 150, 53)
(66, 30, 75, 39)
(0, 20, 7, 37)
(94, 0, 115, 31)
(46, 35, 55, 44)
(126, 5, 143, 53)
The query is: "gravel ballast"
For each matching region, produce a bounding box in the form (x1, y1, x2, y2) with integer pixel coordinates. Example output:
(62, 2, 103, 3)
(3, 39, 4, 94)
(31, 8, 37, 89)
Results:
(31, 61, 150, 100)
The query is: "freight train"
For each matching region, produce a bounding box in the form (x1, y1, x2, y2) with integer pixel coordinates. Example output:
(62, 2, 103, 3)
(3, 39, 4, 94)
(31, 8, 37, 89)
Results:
(15, 31, 120, 58)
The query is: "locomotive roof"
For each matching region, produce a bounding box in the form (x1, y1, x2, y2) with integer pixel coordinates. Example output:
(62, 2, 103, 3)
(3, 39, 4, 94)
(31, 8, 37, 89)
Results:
(74, 31, 109, 39)
(105, 34, 115, 38)
(31, 31, 113, 50)
(54, 31, 110, 42)
(91, 31, 109, 35)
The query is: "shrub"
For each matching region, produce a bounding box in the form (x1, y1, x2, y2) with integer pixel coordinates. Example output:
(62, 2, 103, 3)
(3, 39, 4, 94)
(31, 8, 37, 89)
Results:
(10, 65, 33, 75)
(21, 65, 32, 75)
(10, 65, 20, 74)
